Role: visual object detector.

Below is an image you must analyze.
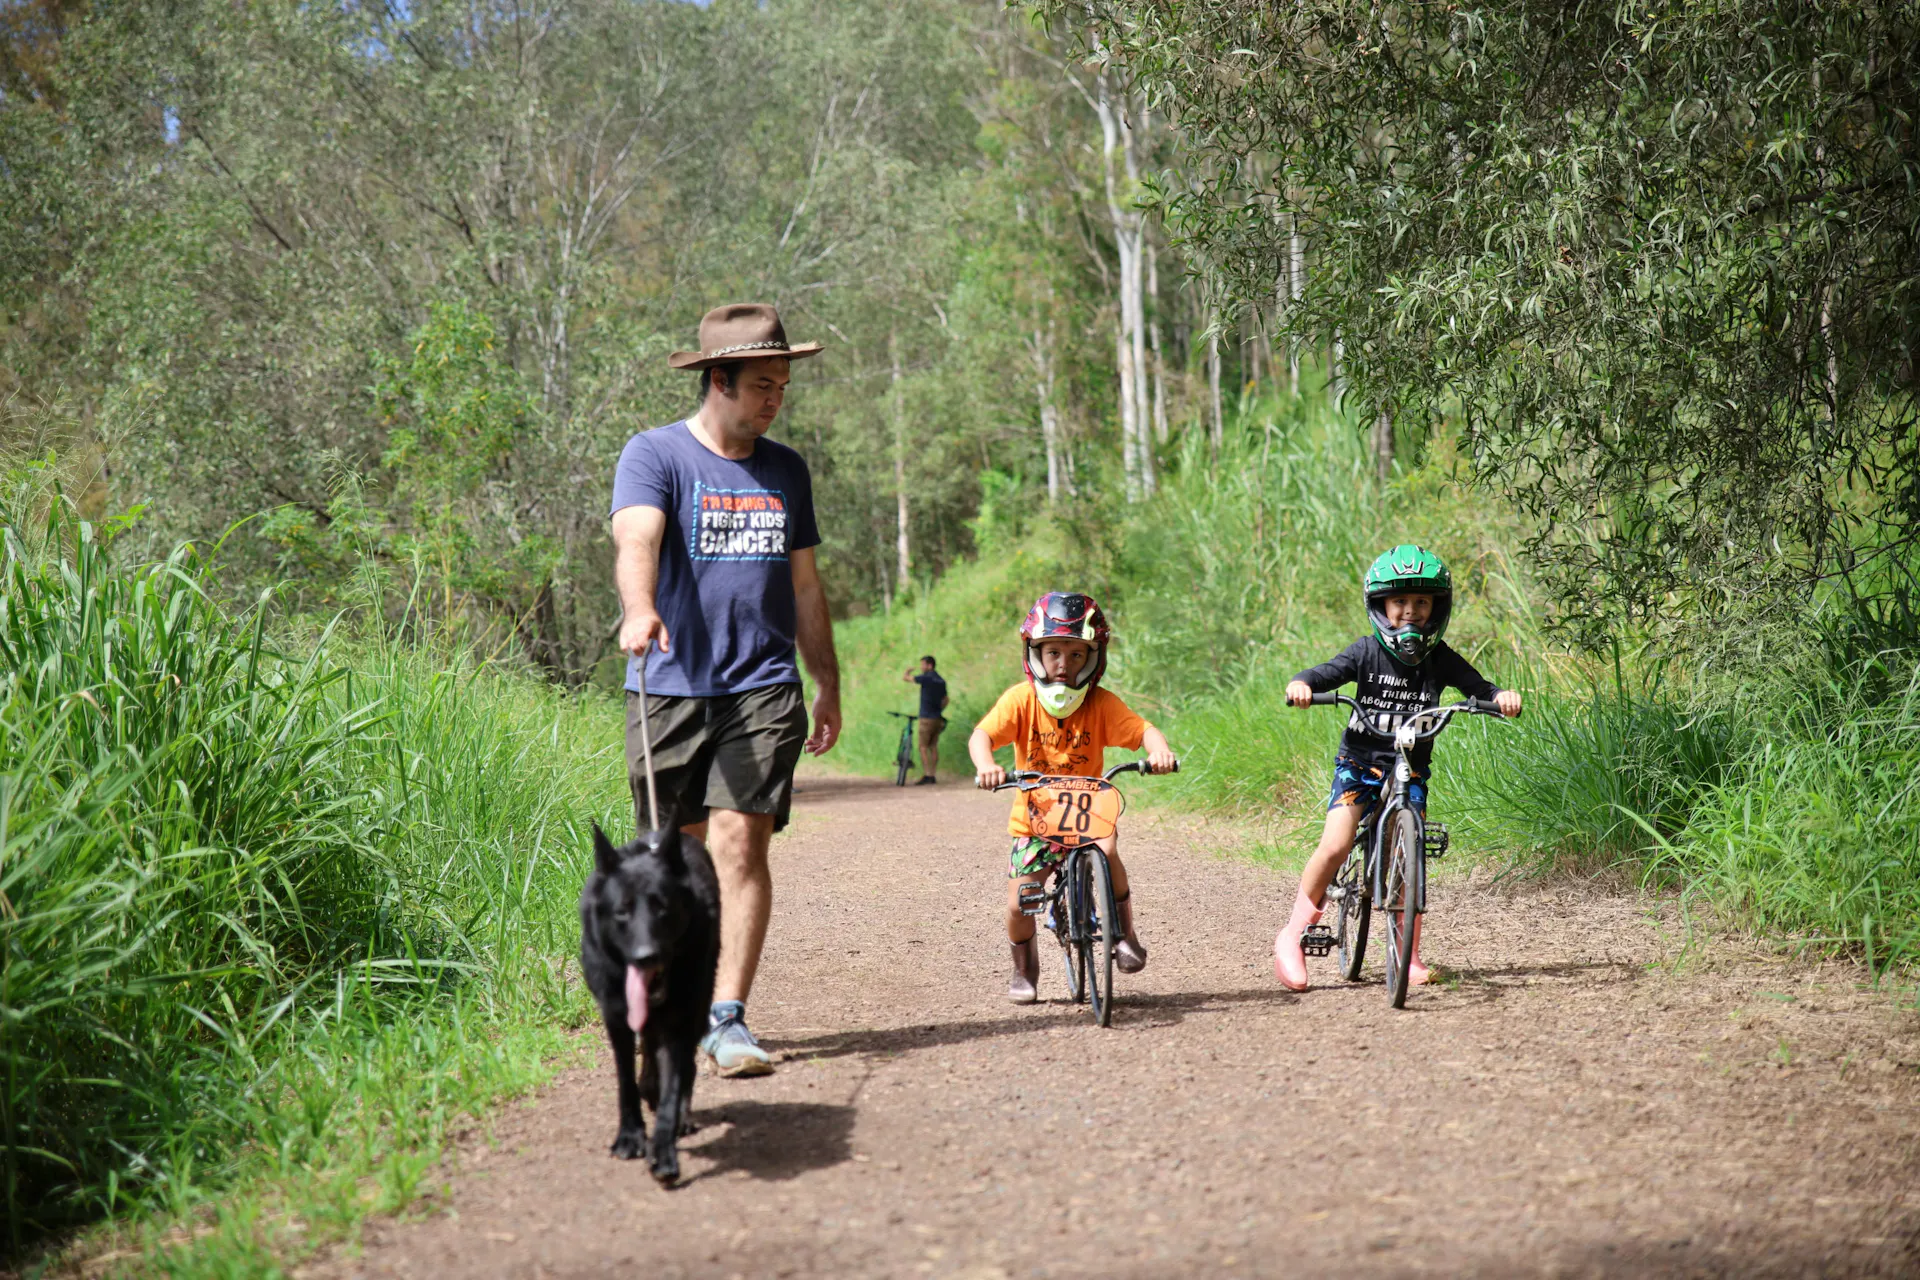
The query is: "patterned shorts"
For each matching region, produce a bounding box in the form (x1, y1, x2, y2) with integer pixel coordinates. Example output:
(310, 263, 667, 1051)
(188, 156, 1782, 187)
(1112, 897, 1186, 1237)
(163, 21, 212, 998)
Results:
(1009, 836, 1069, 879)
(1327, 751, 1428, 815)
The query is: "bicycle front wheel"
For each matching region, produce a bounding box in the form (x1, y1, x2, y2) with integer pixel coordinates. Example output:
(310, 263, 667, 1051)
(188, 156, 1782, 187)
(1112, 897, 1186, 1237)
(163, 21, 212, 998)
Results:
(1081, 848, 1119, 1027)
(1053, 880, 1085, 1003)
(894, 728, 912, 786)
(1383, 808, 1423, 1009)
(1335, 847, 1371, 982)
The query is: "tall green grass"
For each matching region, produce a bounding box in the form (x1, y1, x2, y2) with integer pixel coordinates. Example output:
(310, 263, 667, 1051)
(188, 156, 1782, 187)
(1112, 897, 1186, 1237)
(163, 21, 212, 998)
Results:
(0, 511, 623, 1252)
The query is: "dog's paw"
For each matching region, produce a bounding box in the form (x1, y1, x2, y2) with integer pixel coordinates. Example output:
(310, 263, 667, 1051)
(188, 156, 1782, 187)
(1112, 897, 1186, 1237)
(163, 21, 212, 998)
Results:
(649, 1152, 681, 1186)
(610, 1130, 647, 1160)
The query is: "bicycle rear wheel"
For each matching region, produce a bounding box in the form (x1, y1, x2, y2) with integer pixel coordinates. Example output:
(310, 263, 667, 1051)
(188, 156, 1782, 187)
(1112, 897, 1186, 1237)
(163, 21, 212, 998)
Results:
(1383, 808, 1423, 1009)
(1334, 846, 1371, 982)
(1081, 848, 1119, 1027)
(894, 726, 912, 786)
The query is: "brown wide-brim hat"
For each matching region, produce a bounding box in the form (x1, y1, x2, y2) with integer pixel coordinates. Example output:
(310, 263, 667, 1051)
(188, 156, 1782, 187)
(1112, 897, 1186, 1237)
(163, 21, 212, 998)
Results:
(668, 302, 824, 370)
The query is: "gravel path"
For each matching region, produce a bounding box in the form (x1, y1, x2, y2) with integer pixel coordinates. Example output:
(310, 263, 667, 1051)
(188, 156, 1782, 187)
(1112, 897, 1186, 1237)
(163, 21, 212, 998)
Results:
(318, 776, 1920, 1279)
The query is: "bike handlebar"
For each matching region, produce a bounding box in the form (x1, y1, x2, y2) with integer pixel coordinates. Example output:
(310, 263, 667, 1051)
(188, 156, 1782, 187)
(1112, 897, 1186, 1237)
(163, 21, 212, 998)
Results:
(885, 710, 918, 720)
(990, 759, 1179, 791)
(1302, 691, 1510, 739)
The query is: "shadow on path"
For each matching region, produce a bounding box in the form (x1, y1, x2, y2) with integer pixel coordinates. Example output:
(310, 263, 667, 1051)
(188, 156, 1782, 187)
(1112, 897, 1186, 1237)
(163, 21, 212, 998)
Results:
(682, 1100, 855, 1185)
(764, 986, 1301, 1062)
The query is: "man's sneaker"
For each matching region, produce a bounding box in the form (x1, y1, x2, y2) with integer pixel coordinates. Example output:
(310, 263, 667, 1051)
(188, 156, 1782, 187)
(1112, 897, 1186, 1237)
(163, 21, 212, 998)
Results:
(700, 1002, 774, 1077)
(914, 775, 937, 786)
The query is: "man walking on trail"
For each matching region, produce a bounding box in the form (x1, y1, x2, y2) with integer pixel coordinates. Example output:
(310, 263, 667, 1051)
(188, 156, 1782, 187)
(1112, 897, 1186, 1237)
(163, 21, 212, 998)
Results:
(609, 302, 842, 1078)
(901, 655, 949, 785)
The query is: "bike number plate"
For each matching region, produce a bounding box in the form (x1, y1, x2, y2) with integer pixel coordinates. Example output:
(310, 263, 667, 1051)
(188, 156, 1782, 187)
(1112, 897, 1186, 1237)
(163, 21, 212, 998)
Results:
(1024, 777, 1123, 845)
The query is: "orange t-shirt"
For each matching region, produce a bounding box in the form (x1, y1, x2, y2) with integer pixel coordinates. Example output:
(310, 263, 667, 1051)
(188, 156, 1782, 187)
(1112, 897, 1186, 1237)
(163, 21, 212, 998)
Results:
(975, 683, 1151, 836)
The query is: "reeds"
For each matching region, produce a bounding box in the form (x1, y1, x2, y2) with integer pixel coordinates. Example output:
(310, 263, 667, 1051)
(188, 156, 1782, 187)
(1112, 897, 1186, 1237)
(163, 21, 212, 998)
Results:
(0, 510, 625, 1246)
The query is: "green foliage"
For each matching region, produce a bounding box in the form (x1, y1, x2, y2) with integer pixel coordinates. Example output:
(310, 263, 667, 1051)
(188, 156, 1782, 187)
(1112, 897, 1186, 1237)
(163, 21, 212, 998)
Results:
(0, 506, 623, 1248)
(1088, 0, 1920, 640)
(1653, 665, 1920, 967)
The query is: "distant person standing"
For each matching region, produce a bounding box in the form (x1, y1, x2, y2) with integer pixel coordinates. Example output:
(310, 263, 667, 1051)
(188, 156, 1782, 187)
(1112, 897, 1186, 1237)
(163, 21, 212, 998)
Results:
(609, 302, 842, 1078)
(902, 655, 950, 784)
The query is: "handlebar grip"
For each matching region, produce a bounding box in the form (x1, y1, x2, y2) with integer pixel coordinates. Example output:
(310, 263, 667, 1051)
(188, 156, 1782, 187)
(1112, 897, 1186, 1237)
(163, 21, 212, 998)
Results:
(1309, 691, 1339, 706)
(1467, 697, 1501, 714)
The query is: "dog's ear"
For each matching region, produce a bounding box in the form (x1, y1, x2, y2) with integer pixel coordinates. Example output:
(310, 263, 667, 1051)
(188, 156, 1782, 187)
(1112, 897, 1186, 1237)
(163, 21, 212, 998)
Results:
(592, 821, 622, 875)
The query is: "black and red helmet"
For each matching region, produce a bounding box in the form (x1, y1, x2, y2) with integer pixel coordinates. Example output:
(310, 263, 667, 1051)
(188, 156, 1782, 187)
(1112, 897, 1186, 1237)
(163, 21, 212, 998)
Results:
(1019, 591, 1110, 690)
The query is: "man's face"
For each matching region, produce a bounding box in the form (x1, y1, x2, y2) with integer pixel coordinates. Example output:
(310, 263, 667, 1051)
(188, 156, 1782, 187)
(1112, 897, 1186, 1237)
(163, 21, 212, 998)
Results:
(921, 659, 935, 673)
(1383, 594, 1434, 629)
(1036, 639, 1092, 684)
(713, 357, 791, 435)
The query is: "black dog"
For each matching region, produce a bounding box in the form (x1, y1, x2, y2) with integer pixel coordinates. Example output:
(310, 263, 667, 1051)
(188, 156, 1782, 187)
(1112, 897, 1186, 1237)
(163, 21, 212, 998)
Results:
(579, 818, 719, 1184)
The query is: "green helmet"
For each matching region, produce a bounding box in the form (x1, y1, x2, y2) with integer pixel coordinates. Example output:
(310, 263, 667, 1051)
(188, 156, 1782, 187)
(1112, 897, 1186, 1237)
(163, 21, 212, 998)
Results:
(1364, 544, 1453, 665)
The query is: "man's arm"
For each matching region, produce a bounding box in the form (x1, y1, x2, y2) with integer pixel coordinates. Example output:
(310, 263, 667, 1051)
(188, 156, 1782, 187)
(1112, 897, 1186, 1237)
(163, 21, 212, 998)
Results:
(612, 505, 670, 657)
(791, 547, 841, 755)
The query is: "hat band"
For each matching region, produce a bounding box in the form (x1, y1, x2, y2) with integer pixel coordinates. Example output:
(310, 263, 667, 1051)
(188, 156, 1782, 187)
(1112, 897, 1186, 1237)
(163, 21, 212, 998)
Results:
(707, 340, 788, 358)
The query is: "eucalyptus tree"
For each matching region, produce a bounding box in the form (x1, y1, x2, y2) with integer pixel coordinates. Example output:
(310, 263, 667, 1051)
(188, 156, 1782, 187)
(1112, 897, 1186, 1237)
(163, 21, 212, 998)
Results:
(1086, 0, 1920, 640)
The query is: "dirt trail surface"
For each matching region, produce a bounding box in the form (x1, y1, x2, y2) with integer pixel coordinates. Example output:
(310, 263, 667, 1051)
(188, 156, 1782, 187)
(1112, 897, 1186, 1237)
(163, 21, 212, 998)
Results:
(319, 777, 1920, 1279)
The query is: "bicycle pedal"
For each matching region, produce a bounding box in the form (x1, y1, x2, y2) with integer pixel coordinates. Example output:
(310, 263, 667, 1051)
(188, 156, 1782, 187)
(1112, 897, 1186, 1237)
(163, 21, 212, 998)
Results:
(1017, 883, 1048, 916)
(1423, 823, 1451, 860)
(1300, 925, 1337, 957)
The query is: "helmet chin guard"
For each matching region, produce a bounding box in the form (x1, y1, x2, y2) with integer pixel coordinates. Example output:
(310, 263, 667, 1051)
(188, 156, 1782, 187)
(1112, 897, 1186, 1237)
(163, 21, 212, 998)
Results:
(1018, 591, 1112, 700)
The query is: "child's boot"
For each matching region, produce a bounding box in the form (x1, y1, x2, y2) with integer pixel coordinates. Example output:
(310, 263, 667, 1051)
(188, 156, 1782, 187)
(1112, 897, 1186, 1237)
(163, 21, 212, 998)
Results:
(1408, 914, 1431, 986)
(1273, 890, 1322, 991)
(1008, 937, 1039, 1004)
(1113, 891, 1147, 973)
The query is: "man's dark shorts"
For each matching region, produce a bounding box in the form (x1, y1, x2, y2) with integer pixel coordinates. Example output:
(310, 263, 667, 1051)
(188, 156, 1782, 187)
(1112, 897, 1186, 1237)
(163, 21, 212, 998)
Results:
(626, 684, 809, 833)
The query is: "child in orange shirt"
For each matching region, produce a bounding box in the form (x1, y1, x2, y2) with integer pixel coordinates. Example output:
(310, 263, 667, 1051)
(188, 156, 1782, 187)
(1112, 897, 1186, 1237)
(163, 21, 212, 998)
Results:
(969, 591, 1177, 1003)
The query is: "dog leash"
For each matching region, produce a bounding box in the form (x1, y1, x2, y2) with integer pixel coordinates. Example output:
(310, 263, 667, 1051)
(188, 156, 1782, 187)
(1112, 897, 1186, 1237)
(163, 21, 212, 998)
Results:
(635, 642, 660, 832)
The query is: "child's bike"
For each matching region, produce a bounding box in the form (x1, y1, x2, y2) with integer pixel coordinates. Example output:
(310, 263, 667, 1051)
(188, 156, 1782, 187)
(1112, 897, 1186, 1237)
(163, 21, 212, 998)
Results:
(886, 711, 917, 786)
(993, 760, 1174, 1027)
(1299, 693, 1510, 1009)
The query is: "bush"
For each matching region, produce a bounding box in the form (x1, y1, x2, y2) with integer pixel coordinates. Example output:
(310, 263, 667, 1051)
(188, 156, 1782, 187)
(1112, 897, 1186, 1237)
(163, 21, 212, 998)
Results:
(0, 511, 623, 1246)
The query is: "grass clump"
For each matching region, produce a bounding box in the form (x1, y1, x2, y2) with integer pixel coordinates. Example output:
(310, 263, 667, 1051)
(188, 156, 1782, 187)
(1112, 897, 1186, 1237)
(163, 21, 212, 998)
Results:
(0, 509, 624, 1257)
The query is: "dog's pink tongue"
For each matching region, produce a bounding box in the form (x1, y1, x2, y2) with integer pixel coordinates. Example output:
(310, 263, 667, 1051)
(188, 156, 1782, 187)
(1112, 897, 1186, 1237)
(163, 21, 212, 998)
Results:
(625, 965, 647, 1035)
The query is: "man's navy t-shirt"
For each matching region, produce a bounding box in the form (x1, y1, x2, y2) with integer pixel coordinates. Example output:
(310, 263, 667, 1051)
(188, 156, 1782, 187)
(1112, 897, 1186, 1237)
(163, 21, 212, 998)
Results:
(913, 672, 947, 720)
(609, 421, 821, 697)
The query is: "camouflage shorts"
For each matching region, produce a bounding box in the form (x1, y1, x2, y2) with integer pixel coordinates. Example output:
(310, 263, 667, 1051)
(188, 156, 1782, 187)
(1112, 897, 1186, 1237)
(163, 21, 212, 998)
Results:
(1009, 835, 1068, 879)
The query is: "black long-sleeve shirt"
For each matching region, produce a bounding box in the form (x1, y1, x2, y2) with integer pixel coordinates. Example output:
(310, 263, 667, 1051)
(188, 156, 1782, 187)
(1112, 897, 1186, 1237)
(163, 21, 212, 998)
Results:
(1293, 636, 1500, 773)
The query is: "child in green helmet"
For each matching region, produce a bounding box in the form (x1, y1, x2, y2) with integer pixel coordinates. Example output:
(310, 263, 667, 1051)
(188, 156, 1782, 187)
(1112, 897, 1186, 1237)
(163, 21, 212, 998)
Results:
(1274, 544, 1522, 991)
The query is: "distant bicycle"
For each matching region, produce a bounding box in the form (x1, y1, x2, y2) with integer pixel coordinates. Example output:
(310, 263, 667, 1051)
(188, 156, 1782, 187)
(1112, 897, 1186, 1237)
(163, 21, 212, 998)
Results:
(1299, 693, 1510, 1008)
(994, 760, 1174, 1027)
(886, 711, 917, 786)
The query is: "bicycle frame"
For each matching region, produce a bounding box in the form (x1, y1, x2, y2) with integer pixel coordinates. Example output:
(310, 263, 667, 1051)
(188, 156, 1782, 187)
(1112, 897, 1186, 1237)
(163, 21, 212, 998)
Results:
(1310, 693, 1505, 990)
(993, 760, 1172, 1025)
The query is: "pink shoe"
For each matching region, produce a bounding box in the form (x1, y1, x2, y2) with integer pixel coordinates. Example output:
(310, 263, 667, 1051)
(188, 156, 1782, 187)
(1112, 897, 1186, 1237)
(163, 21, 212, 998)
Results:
(1273, 890, 1322, 991)
(1408, 914, 1431, 986)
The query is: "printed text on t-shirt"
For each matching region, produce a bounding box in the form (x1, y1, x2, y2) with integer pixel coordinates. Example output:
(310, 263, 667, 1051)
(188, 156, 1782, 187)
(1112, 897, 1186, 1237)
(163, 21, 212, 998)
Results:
(693, 484, 790, 560)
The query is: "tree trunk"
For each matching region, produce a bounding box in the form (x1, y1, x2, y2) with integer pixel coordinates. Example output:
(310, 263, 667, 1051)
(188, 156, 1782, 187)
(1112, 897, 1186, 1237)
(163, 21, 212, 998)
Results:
(1208, 322, 1224, 457)
(1373, 410, 1394, 483)
(1288, 210, 1305, 395)
(1095, 72, 1152, 500)
(1031, 309, 1062, 503)
(1331, 333, 1345, 409)
(1147, 238, 1169, 444)
(892, 331, 910, 586)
